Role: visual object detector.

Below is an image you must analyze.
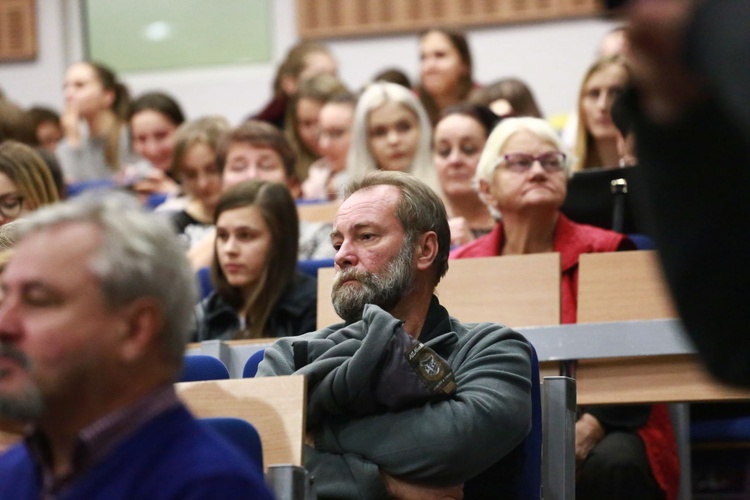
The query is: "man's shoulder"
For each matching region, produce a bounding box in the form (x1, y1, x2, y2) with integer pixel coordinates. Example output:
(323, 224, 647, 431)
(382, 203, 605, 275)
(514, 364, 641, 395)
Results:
(449, 317, 531, 354)
(96, 405, 272, 499)
(0, 444, 37, 496)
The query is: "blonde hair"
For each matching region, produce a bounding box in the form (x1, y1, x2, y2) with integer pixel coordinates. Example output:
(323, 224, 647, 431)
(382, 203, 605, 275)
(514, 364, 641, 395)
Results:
(573, 55, 630, 172)
(347, 82, 439, 193)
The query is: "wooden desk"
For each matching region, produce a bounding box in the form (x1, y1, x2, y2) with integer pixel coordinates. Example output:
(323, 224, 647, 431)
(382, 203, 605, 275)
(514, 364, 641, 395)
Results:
(522, 320, 750, 405)
(572, 354, 750, 406)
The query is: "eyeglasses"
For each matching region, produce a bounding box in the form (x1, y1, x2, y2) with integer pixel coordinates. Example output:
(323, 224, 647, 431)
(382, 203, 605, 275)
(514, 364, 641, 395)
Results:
(497, 152, 567, 174)
(0, 193, 24, 219)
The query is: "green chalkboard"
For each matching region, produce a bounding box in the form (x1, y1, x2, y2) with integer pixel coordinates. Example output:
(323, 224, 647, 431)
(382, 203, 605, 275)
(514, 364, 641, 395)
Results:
(84, 0, 271, 73)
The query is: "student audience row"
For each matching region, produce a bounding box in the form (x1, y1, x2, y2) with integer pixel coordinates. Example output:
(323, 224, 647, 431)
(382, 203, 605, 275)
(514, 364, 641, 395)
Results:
(0, 25, 669, 499)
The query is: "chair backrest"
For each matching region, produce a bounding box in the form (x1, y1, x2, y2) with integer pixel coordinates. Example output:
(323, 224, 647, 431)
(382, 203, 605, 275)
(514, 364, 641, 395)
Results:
(297, 200, 340, 223)
(577, 250, 677, 323)
(243, 349, 266, 378)
(462, 342, 543, 498)
(525, 346, 543, 498)
(196, 266, 213, 300)
(200, 417, 264, 469)
(297, 258, 335, 278)
(176, 375, 307, 469)
(317, 253, 561, 330)
(179, 354, 230, 382)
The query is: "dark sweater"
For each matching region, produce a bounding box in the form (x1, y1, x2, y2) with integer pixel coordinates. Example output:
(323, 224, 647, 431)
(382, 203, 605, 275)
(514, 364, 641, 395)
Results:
(0, 405, 272, 500)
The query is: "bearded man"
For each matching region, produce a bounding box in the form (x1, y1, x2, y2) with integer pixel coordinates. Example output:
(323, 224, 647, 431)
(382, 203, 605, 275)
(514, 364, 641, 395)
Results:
(257, 171, 532, 500)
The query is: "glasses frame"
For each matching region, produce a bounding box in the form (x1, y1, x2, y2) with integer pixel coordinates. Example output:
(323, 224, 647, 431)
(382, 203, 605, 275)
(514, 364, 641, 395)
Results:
(495, 152, 567, 174)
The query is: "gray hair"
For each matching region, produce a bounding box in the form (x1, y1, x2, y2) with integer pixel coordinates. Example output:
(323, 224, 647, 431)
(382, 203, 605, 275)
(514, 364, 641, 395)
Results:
(16, 193, 196, 366)
(0, 220, 21, 251)
(346, 82, 439, 192)
(475, 116, 573, 186)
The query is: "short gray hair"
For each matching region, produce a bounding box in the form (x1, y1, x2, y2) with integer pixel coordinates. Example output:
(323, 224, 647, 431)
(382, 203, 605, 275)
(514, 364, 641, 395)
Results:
(475, 116, 573, 186)
(16, 193, 196, 366)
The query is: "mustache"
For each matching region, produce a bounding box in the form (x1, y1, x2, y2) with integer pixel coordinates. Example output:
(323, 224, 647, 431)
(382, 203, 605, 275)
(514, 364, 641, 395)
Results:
(332, 268, 372, 290)
(0, 343, 30, 370)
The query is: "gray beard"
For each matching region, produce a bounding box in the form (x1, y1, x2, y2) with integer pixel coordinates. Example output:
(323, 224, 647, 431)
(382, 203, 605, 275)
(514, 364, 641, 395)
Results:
(331, 242, 415, 323)
(0, 343, 43, 421)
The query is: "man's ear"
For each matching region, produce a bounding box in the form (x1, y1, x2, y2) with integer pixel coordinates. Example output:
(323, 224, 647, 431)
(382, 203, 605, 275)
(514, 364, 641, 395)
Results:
(415, 231, 439, 272)
(116, 297, 165, 363)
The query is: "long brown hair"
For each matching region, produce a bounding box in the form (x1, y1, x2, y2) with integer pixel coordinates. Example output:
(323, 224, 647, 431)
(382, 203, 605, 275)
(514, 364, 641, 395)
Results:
(211, 180, 299, 339)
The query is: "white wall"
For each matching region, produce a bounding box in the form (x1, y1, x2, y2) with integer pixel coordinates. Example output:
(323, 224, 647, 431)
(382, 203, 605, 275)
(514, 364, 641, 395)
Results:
(0, 0, 617, 125)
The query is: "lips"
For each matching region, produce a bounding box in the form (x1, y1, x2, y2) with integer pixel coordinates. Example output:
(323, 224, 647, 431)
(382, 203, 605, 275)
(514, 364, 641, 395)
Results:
(223, 263, 244, 273)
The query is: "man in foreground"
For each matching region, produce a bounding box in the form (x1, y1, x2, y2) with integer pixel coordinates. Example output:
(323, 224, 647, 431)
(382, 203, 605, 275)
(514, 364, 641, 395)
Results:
(258, 171, 533, 499)
(0, 194, 271, 499)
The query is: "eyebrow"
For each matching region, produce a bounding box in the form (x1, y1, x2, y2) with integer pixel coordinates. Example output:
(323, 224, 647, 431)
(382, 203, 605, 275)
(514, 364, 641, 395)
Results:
(330, 221, 380, 240)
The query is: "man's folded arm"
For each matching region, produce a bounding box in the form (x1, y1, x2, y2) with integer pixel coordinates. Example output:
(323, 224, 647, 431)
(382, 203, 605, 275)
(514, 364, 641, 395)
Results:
(316, 327, 532, 485)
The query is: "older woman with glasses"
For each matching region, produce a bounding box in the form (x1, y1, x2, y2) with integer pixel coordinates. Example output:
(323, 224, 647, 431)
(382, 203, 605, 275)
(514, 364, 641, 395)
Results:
(0, 141, 60, 226)
(451, 117, 678, 500)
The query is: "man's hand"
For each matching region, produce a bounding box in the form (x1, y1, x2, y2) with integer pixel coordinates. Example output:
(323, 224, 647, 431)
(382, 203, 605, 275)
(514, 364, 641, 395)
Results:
(380, 471, 464, 500)
(575, 412, 605, 470)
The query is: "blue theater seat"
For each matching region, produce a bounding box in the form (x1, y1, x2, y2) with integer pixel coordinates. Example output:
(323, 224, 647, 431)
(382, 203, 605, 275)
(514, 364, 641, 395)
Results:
(200, 417, 263, 470)
(179, 355, 229, 382)
(243, 349, 266, 378)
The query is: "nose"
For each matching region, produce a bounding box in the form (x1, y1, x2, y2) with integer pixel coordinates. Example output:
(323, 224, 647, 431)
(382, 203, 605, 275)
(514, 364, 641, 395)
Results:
(0, 292, 22, 342)
(319, 135, 330, 154)
(527, 159, 548, 177)
(596, 91, 613, 110)
(447, 147, 463, 165)
(196, 172, 211, 192)
(219, 235, 239, 256)
(244, 165, 261, 180)
(333, 239, 358, 270)
(144, 139, 159, 158)
(386, 129, 401, 145)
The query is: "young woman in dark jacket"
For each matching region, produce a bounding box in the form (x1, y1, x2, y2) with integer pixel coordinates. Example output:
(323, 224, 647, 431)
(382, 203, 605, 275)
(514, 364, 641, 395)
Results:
(192, 180, 317, 341)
